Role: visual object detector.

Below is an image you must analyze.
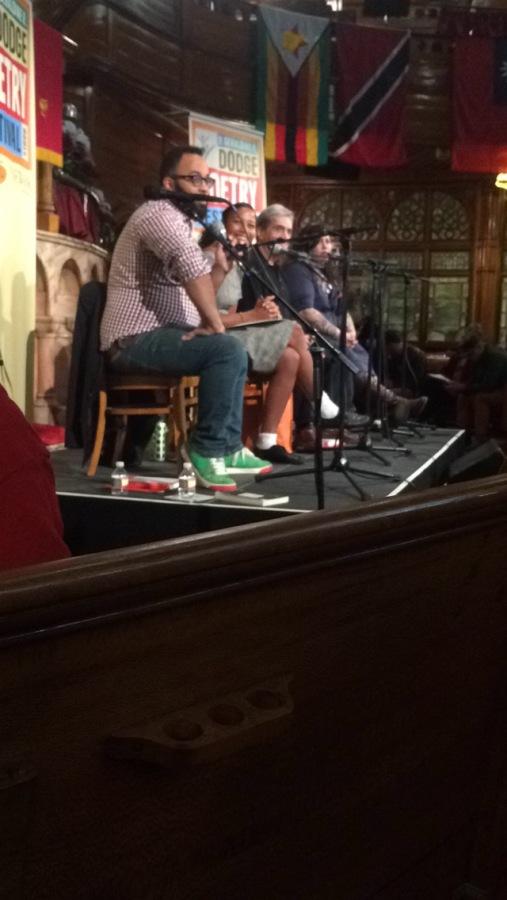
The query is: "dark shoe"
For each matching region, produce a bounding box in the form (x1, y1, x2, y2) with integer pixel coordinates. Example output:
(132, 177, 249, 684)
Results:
(391, 397, 411, 425)
(294, 427, 359, 453)
(323, 428, 361, 449)
(343, 410, 369, 429)
(293, 426, 316, 453)
(407, 396, 428, 419)
(254, 444, 304, 465)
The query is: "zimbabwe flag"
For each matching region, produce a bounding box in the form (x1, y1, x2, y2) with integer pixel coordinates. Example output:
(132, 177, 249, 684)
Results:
(256, 5, 330, 166)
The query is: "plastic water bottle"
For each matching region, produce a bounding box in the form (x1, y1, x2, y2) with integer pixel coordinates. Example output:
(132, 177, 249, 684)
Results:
(111, 460, 129, 495)
(178, 462, 197, 499)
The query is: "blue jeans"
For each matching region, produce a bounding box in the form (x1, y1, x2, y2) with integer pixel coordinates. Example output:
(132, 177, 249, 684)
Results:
(109, 327, 248, 457)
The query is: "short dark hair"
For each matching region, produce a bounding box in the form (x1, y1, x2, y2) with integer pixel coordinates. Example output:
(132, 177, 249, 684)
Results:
(222, 203, 255, 228)
(294, 224, 326, 253)
(159, 146, 203, 183)
(385, 329, 402, 344)
(457, 324, 484, 353)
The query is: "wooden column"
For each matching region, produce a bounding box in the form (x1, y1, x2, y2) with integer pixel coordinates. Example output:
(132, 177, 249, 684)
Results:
(472, 185, 505, 341)
(37, 161, 59, 233)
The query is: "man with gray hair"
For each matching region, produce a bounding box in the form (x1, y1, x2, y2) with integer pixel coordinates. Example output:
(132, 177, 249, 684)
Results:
(238, 203, 295, 315)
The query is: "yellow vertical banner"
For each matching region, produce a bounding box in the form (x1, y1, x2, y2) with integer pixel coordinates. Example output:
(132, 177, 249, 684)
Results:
(0, 0, 35, 411)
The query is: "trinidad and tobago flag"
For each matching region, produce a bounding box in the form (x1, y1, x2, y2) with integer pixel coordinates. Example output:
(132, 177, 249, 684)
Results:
(331, 24, 410, 169)
(255, 5, 330, 166)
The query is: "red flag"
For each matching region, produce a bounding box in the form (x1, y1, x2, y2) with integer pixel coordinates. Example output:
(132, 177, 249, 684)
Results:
(331, 25, 409, 169)
(452, 37, 507, 173)
(34, 18, 63, 166)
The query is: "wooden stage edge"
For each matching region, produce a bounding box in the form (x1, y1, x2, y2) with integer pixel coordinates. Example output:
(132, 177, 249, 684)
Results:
(53, 428, 468, 556)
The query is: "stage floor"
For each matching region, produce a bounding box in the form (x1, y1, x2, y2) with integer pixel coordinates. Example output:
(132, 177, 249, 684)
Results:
(53, 427, 466, 555)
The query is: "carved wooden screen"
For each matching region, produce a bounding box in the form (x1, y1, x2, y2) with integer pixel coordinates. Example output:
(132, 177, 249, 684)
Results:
(499, 215, 507, 347)
(298, 186, 472, 346)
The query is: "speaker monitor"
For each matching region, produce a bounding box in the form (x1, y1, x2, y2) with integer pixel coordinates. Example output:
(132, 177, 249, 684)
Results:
(448, 439, 505, 484)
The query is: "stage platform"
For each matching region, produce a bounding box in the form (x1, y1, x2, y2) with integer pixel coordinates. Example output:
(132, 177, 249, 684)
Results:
(53, 427, 466, 556)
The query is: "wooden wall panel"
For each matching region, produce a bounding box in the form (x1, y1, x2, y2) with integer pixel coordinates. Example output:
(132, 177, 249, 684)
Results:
(109, 12, 183, 97)
(90, 87, 167, 224)
(108, 0, 180, 38)
(181, 2, 252, 64)
(182, 50, 252, 121)
(59, 5, 111, 63)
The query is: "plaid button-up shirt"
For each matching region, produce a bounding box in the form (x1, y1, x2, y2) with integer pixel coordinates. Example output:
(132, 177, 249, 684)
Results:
(100, 200, 211, 350)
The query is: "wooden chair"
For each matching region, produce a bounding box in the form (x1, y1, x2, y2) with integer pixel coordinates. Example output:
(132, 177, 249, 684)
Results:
(86, 373, 199, 477)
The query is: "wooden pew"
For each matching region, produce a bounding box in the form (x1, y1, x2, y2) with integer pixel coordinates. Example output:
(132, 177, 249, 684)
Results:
(2, 476, 507, 899)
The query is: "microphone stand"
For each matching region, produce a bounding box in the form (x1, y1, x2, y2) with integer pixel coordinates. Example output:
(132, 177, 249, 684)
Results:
(359, 260, 413, 455)
(323, 237, 402, 501)
(391, 272, 429, 439)
(241, 246, 363, 508)
(240, 239, 401, 505)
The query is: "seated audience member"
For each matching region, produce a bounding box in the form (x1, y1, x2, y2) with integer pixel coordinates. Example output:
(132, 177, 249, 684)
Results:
(0, 386, 70, 571)
(282, 231, 427, 425)
(384, 329, 428, 397)
(99, 145, 272, 492)
(445, 325, 507, 441)
(203, 204, 343, 463)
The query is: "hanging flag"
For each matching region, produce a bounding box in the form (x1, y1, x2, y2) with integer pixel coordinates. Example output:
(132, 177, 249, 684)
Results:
(256, 5, 330, 166)
(452, 37, 507, 173)
(331, 25, 409, 168)
(34, 18, 63, 166)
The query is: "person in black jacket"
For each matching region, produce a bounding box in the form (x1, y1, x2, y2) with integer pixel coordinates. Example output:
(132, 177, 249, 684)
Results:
(446, 325, 507, 440)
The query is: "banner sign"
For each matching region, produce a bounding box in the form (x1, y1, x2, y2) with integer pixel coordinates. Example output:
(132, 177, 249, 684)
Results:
(0, 0, 35, 411)
(34, 17, 62, 166)
(189, 113, 266, 225)
(0, 0, 30, 167)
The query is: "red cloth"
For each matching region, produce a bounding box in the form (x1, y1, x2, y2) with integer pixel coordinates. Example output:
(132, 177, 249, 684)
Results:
(32, 424, 65, 446)
(34, 18, 63, 166)
(452, 37, 507, 173)
(53, 182, 100, 243)
(0, 387, 70, 571)
(331, 25, 409, 168)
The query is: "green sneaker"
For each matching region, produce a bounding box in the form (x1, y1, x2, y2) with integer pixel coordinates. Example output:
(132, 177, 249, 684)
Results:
(224, 447, 273, 475)
(188, 449, 237, 492)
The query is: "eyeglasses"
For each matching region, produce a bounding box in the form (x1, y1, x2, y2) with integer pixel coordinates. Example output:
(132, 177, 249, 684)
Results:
(173, 174, 216, 189)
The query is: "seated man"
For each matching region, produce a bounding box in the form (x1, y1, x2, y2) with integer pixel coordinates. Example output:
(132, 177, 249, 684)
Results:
(100, 145, 271, 491)
(0, 386, 70, 571)
(445, 325, 507, 441)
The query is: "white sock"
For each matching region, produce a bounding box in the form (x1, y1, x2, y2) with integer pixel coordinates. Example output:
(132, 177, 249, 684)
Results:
(256, 432, 277, 450)
(320, 392, 339, 420)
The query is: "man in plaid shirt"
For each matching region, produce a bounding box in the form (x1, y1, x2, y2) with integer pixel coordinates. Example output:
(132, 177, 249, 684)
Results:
(100, 146, 272, 491)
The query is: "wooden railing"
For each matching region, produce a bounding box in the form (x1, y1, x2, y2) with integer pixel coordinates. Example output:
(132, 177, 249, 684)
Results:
(2, 476, 507, 898)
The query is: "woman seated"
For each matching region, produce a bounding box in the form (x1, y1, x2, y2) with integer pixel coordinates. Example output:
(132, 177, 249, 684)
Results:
(283, 229, 428, 425)
(201, 205, 342, 463)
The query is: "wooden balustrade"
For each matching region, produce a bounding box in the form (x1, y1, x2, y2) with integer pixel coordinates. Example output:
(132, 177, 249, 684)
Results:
(2, 476, 507, 898)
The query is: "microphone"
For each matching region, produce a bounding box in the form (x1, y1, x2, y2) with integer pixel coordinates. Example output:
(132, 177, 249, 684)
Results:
(204, 221, 234, 251)
(271, 244, 312, 262)
(291, 226, 377, 245)
(143, 185, 231, 205)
